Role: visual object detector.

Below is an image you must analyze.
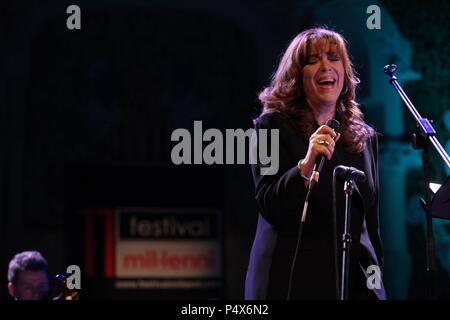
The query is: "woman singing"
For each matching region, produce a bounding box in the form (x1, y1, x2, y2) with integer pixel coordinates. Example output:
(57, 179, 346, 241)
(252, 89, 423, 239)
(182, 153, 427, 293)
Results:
(245, 27, 387, 300)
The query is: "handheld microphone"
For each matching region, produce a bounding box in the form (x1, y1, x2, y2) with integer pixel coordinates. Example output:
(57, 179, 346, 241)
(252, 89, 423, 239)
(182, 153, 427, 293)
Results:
(291, 118, 341, 299)
(308, 119, 340, 189)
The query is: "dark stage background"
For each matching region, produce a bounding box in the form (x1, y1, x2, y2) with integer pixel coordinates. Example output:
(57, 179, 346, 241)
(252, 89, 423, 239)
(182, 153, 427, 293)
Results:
(1, 0, 449, 300)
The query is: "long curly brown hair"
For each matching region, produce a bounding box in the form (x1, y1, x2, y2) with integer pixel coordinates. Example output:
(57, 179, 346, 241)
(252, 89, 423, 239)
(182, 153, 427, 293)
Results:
(258, 27, 375, 153)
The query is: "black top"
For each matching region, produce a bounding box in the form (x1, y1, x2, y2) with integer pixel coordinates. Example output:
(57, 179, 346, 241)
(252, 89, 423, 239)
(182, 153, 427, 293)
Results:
(245, 111, 387, 300)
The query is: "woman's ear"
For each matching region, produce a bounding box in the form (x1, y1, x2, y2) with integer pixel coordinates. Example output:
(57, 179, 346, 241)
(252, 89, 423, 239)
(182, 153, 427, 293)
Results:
(7, 282, 16, 298)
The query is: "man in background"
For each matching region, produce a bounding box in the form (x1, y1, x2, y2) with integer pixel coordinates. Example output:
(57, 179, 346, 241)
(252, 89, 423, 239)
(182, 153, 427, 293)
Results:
(7, 251, 49, 300)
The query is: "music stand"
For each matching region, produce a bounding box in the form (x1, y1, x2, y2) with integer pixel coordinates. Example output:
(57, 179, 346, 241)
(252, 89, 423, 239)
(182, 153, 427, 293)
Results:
(431, 175, 450, 220)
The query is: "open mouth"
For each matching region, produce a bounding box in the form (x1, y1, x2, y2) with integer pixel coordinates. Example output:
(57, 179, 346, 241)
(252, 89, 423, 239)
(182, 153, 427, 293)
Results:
(316, 78, 336, 89)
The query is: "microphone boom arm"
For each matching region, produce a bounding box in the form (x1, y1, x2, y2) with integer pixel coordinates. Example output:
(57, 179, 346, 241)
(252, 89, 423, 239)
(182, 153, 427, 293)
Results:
(384, 64, 445, 299)
(384, 64, 450, 168)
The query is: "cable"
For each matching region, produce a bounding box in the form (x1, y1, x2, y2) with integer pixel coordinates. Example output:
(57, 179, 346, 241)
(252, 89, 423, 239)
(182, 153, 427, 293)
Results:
(286, 187, 311, 300)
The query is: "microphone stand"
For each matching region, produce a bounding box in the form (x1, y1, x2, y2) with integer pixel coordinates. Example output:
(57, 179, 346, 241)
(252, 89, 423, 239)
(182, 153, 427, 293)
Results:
(384, 64, 450, 299)
(332, 166, 357, 300)
(340, 178, 354, 300)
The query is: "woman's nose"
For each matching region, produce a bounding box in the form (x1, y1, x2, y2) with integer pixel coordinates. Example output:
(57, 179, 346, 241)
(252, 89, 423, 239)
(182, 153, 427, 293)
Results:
(319, 57, 332, 71)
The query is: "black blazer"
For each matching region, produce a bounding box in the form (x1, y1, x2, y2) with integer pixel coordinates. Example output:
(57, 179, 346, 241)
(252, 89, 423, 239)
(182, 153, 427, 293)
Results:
(245, 111, 387, 300)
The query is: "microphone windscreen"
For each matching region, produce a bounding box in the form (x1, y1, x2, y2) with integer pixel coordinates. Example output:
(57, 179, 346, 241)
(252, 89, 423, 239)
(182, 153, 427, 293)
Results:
(326, 119, 340, 134)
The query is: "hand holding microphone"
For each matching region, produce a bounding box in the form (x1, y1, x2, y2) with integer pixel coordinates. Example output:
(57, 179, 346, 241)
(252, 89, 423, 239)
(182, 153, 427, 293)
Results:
(298, 119, 341, 188)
